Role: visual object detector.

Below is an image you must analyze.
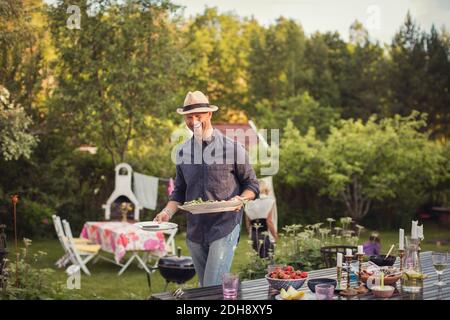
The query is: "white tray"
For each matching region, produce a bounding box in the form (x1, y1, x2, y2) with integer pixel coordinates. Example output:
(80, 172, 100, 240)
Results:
(178, 199, 242, 214)
(133, 221, 178, 231)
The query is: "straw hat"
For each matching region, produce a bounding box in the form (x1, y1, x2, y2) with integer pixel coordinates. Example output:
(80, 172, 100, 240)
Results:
(176, 91, 219, 115)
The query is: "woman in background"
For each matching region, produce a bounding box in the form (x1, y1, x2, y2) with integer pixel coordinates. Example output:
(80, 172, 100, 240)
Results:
(244, 180, 278, 258)
(363, 232, 381, 256)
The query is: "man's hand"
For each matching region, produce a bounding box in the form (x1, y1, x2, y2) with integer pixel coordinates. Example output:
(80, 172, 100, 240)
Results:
(231, 195, 247, 212)
(154, 211, 170, 223)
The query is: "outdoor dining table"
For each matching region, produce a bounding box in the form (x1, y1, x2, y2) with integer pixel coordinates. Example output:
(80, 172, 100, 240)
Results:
(80, 221, 173, 275)
(150, 251, 449, 300)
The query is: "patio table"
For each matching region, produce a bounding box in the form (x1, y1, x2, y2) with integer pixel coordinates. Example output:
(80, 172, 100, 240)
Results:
(150, 251, 449, 300)
(80, 221, 169, 275)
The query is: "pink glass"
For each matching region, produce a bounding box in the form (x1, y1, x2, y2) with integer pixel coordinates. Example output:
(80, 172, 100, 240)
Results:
(315, 283, 335, 300)
(222, 273, 239, 299)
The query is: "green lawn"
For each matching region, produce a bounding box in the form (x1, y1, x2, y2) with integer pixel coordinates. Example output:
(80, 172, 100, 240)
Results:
(7, 223, 450, 299)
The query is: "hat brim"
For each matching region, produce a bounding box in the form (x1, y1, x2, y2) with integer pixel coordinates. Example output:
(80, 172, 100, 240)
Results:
(176, 105, 218, 115)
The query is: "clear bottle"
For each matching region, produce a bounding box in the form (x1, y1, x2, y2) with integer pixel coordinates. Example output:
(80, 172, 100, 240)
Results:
(402, 237, 424, 293)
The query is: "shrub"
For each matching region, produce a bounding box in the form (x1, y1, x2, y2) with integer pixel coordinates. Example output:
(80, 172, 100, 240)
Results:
(1, 239, 79, 300)
(239, 217, 362, 280)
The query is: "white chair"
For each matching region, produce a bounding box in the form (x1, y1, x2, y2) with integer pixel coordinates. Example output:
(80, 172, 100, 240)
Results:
(61, 219, 101, 276)
(52, 215, 96, 267)
(52, 215, 91, 245)
(52, 215, 75, 268)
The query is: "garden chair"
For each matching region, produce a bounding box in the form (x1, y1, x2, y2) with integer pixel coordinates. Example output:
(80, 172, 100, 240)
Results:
(61, 219, 102, 276)
(52, 215, 94, 267)
(320, 245, 358, 268)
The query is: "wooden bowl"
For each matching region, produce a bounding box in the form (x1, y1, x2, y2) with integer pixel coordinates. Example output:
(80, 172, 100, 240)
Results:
(359, 270, 402, 285)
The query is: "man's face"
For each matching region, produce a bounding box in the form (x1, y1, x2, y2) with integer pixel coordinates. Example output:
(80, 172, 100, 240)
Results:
(184, 112, 212, 135)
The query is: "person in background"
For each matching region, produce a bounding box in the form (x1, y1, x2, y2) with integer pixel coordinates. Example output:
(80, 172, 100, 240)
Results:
(363, 232, 381, 256)
(244, 180, 278, 259)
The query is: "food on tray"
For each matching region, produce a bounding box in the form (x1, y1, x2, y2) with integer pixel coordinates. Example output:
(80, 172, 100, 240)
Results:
(359, 266, 402, 285)
(279, 286, 305, 300)
(183, 198, 228, 206)
(268, 265, 308, 280)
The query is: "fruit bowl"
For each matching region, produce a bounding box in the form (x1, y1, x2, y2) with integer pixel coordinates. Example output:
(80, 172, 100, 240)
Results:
(265, 275, 307, 291)
(266, 266, 308, 291)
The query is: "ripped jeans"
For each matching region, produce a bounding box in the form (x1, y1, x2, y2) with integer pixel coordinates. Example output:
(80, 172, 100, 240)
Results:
(186, 224, 240, 287)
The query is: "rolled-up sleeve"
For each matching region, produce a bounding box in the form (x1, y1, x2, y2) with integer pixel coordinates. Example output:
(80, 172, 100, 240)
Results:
(235, 143, 260, 199)
(169, 165, 186, 203)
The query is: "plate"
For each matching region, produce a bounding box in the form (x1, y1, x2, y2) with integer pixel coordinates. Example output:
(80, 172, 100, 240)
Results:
(134, 221, 178, 231)
(178, 199, 242, 214)
(275, 292, 315, 300)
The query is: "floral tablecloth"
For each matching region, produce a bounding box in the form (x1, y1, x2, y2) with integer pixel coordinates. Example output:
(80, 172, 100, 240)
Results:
(80, 221, 166, 264)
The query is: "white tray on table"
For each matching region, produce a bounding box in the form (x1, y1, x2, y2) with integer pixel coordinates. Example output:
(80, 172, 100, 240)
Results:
(178, 199, 242, 214)
(133, 221, 178, 231)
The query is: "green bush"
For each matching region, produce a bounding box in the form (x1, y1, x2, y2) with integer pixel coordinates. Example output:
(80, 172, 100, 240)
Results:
(239, 217, 363, 280)
(1, 239, 80, 300)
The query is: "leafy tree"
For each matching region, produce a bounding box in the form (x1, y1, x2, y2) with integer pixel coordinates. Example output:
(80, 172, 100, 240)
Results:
(279, 112, 447, 221)
(248, 18, 307, 105)
(255, 92, 340, 139)
(0, 86, 37, 161)
(47, 0, 186, 165)
(0, 0, 49, 118)
(182, 7, 255, 120)
(389, 12, 450, 140)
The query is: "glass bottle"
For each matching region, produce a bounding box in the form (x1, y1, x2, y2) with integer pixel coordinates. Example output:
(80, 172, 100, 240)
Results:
(402, 237, 424, 293)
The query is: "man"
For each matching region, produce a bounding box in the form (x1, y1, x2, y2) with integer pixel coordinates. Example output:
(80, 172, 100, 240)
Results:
(154, 91, 259, 287)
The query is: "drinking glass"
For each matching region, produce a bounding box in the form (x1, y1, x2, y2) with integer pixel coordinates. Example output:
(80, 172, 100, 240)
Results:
(431, 252, 448, 286)
(222, 273, 239, 299)
(315, 283, 335, 300)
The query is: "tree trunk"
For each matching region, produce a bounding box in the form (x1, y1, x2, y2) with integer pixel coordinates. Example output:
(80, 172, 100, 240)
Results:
(341, 177, 372, 221)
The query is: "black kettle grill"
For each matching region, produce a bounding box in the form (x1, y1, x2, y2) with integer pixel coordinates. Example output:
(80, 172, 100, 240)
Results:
(158, 247, 196, 291)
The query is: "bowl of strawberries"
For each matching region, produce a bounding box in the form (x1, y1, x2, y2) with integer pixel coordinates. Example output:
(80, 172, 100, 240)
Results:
(265, 265, 308, 291)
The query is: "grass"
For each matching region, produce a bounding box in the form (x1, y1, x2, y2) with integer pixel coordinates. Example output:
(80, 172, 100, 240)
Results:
(5, 222, 450, 299)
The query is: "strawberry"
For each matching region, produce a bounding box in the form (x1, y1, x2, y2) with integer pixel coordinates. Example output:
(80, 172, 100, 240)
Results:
(284, 266, 293, 272)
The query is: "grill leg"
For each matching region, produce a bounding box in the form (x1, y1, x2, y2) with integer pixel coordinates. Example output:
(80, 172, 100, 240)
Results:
(164, 281, 169, 292)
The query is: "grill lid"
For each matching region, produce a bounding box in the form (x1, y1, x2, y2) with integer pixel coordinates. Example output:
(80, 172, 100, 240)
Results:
(158, 247, 194, 268)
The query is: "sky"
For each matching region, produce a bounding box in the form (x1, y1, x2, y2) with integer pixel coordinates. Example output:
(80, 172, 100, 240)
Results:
(44, 0, 450, 44)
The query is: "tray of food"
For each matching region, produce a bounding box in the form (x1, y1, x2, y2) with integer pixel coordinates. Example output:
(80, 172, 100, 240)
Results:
(358, 265, 402, 285)
(178, 198, 243, 214)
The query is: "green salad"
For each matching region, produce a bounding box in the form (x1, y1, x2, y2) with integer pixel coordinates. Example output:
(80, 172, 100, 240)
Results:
(183, 198, 227, 206)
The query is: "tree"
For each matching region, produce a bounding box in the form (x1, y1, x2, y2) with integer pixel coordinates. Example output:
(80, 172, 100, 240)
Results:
(279, 112, 447, 220)
(0, 86, 37, 160)
(254, 92, 340, 139)
(181, 8, 266, 121)
(47, 0, 186, 165)
(0, 0, 49, 119)
(248, 17, 307, 107)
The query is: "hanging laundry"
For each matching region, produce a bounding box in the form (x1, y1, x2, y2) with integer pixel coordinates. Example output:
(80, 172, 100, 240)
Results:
(167, 177, 175, 197)
(133, 172, 159, 210)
